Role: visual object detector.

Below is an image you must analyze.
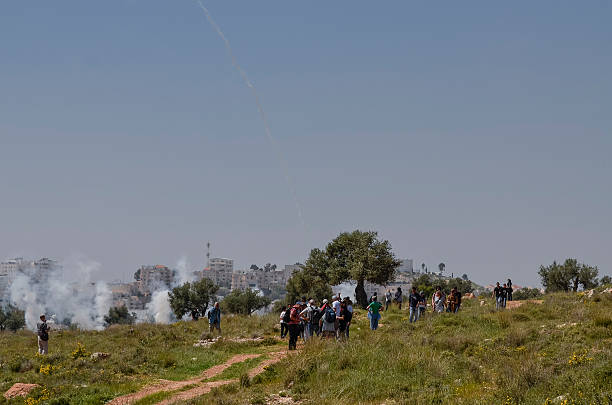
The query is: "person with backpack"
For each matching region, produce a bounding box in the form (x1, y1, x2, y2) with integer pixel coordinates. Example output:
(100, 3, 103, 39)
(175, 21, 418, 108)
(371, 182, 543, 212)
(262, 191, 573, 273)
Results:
(319, 299, 336, 339)
(395, 287, 403, 310)
(207, 302, 222, 335)
(367, 296, 383, 330)
(418, 291, 427, 318)
(408, 287, 420, 323)
(36, 314, 50, 355)
(501, 283, 509, 308)
(288, 301, 302, 350)
(280, 304, 290, 338)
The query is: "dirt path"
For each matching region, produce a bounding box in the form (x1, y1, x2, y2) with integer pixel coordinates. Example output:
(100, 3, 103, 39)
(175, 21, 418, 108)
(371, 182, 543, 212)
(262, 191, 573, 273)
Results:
(107, 353, 260, 405)
(156, 351, 288, 405)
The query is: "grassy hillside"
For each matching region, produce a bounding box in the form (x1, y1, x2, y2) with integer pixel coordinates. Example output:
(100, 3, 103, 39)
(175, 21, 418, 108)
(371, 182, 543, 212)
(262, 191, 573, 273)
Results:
(1, 292, 611, 404)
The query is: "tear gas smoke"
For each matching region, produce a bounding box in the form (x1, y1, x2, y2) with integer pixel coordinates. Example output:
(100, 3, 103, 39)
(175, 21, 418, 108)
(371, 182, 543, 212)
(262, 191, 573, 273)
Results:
(9, 257, 111, 331)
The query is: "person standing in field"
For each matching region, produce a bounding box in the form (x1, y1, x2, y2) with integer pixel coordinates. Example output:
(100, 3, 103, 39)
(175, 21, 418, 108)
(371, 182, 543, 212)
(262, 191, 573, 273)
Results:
(506, 279, 513, 302)
(208, 302, 222, 335)
(395, 287, 403, 310)
(452, 287, 462, 313)
(337, 299, 351, 340)
(408, 287, 420, 323)
(502, 283, 509, 308)
(418, 291, 427, 318)
(367, 296, 383, 330)
(319, 299, 336, 339)
(432, 286, 445, 313)
(332, 294, 341, 337)
(36, 314, 50, 355)
(287, 301, 302, 350)
(493, 282, 504, 310)
(346, 298, 354, 339)
(280, 304, 290, 338)
(385, 290, 392, 311)
(300, 300, 314, 342)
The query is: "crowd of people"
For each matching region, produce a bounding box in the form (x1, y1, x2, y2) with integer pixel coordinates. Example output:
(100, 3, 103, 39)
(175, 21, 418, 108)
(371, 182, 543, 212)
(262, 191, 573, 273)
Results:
(279, 294, 354, 350)
(492, 279, 513, 309)
(278, 285, 468, 350)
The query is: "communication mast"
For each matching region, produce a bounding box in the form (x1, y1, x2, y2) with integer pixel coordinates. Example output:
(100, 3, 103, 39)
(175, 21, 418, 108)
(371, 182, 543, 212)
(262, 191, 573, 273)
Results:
(206, 242, 211, 269)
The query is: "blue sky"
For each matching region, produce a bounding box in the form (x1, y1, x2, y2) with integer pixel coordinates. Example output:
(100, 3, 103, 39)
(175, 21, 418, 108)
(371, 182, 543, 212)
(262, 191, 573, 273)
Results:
(1, 1, 610, 286)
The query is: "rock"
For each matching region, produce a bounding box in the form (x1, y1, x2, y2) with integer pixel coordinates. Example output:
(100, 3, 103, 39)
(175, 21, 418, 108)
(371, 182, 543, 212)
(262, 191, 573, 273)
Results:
(480, 300, 486, 306)
(463, 293, 475, 299)
(91, 352, 111, 360)
(586, 289, 595, 298)
(4, 383, 40, 399)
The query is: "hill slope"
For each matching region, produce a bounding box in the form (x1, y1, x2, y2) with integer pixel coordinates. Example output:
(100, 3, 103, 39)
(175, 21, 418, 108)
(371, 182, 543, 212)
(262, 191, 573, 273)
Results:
(1, 292, 611, 404)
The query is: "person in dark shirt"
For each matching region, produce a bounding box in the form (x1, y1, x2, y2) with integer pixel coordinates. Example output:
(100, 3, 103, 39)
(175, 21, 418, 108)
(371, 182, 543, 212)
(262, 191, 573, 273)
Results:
(408, 287, 420, 323)
(506, 279, 513, 302)
(502, 283, 509, 308)
(493, 282, 504, 310)
(337, 299, 352, 340)
(36, 314, 50, 355)
(452, 288, 462, 313)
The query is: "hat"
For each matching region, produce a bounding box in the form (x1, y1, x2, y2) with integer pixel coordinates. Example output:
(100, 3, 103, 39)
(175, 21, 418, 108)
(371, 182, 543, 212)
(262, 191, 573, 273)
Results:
(40, 314, 46, 319)
(309, 299, 315, 305)
(322, 299, 328, 304)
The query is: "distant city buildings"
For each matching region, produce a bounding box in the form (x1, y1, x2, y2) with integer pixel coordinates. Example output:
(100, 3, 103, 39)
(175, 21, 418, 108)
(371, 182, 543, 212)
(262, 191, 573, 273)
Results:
(0, 258, 61, 306)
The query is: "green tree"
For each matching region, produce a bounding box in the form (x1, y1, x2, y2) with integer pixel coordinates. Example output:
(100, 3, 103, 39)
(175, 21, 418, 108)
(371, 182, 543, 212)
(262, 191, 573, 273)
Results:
(0, 306, 7, 331)
(538, 259, 599, 292)
(413, 274, 435, 298)
(600, 275, 612, 285)
(322, 230, 401, 308)
(168, 278, 219, 321)
(103, 306, 136, 326)
(3, 306, 25, 332)
(222, 288, 271, 315)
(285, 255, 332, 305)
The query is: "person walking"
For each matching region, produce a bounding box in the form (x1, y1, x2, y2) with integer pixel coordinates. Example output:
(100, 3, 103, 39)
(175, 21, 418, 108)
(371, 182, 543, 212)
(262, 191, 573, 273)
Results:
(432, 286, 445, 313)
(319, 299, 336, 339)
(408, 287, 420, 323)
(395, 287, 403, 310)
(208, 302, 222, 335)
(493, 282, 504, 310)
(367, 296, 383, 330)
(501, 283, 509, 308)
(288, 301, 302, 350)
(385, 290, 392, 311)
(418, 291, 427, 318)
(36, 314, 50, 355)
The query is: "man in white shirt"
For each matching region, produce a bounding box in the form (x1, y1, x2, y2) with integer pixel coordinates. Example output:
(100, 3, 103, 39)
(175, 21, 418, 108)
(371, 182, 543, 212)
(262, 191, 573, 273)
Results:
(332, 294, 341, 338)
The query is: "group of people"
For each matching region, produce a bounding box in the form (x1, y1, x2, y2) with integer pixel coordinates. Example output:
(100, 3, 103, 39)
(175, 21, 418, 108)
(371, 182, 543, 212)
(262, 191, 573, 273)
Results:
(493, 279, 513, 309)
(279, 294, 354, 350)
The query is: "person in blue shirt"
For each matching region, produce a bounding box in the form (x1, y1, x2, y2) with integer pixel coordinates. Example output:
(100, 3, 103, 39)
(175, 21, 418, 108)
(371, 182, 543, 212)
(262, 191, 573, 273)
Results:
(208, 302, 221, 335)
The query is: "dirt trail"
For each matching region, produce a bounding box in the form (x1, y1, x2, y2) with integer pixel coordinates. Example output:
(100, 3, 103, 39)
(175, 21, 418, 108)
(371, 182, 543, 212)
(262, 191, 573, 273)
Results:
(157, 350, 288, 405)
(107, 353, 260, 405)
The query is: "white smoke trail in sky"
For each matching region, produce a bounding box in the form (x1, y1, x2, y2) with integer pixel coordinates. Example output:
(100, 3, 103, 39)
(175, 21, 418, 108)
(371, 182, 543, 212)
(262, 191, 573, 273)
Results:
(196, 1, 305, 228)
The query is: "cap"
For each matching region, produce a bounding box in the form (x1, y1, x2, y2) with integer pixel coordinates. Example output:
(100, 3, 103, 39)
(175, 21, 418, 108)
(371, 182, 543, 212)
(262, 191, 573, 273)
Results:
(322, 299, 328, 304)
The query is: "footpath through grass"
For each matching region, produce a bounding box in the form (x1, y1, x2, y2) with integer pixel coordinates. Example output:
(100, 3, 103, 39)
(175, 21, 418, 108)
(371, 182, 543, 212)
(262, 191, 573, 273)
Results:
(0, 313, 283, 404)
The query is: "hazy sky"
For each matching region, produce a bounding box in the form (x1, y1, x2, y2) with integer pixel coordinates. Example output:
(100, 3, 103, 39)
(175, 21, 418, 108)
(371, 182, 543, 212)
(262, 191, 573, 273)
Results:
(1, 1, 610, 287)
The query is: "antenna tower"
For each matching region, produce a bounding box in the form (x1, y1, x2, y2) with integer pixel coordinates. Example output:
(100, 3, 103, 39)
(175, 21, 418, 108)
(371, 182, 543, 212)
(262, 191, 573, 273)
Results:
(206, 242, 211, 269)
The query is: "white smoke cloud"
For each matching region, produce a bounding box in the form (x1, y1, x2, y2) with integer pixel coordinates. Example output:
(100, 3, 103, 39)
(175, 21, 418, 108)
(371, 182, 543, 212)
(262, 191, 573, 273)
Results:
(9, 256, 112, 330)
(144, 256, 195, 324)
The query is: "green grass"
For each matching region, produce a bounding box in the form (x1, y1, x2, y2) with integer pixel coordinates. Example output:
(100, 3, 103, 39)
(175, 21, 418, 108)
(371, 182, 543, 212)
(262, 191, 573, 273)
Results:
(1, 293, 611, 404)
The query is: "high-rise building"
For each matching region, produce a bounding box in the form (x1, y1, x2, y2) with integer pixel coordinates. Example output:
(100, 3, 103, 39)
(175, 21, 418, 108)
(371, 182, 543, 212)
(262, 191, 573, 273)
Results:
(202, 258, 234, 288)
(397, 259, 414, 273)
(0, 258, 60, 306)
(136, 265, 175, 292)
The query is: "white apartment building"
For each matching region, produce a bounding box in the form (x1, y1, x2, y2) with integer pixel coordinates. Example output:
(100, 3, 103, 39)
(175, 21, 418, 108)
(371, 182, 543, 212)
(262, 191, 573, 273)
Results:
(203, 258, 234, 288)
